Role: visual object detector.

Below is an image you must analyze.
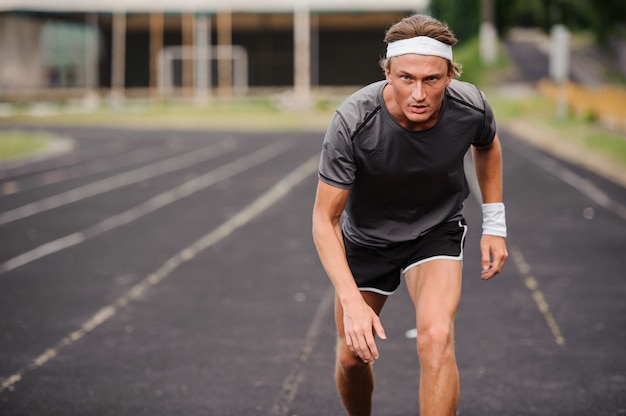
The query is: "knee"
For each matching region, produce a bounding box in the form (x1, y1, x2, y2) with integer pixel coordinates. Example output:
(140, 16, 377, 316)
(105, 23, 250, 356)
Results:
(336, 343, 370, 374)
(417, 323, 455, 370)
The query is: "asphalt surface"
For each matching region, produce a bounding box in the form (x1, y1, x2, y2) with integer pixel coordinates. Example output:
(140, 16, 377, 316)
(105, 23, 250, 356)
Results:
(0, 120, 625, 415)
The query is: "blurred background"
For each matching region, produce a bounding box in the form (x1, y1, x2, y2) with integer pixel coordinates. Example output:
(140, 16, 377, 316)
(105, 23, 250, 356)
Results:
(1, 3, 625, 414)
(0, 0, 625, 166)
(0, 0, 624, 97)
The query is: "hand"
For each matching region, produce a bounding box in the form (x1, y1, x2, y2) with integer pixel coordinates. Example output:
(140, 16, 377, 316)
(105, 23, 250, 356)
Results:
(480, 235, 508, 280)
(342, 300, 387, 364)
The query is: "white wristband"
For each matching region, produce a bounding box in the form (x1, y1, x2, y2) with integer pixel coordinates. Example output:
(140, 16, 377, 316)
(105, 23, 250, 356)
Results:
(482, 203, 507, 237)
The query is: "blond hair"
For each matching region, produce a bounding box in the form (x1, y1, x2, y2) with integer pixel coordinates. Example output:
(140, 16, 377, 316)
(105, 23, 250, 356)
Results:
(379, 15, 462, 78)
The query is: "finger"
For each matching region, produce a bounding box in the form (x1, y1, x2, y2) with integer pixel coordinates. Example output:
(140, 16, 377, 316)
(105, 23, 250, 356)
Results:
(345, 332, 356, 353)
(495, 247, 509, 272)
(480, 241, 491, 273)
(358, 336, 377, 363)
(481, 267, 496, 280)
(373, 318, 387, 341)
(482, 249, 508, 280)
(480, 257, 494, 280)
(364, 317, 387, 361)
(491, 256, 504, 274)
(365, 333, 379, 361)
(489, 245, 508, 274)
(345, 325, 372, 362)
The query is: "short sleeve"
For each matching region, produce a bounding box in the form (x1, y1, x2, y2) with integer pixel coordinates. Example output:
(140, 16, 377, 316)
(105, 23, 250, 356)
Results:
(472, 90, 497, 147)
(318, 111, 356, 189)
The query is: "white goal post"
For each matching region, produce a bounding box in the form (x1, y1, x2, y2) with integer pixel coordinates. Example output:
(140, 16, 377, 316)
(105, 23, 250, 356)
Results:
(158, 44, 248, 97)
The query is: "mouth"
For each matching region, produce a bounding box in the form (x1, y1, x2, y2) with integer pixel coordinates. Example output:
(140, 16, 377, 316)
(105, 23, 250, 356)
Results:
(409, 104, 428, 114)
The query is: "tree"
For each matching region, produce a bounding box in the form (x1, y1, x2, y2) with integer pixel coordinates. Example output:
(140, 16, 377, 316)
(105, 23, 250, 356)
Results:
(430, 0, 482, 43)
(430, 0, 626, 44)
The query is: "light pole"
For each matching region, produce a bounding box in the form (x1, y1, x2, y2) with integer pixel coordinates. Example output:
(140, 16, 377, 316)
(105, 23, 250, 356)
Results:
(480, 0, 497, 65)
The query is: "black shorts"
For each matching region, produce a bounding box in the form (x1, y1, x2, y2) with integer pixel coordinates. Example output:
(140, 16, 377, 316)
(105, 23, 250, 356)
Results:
(343, 220, 467, 295)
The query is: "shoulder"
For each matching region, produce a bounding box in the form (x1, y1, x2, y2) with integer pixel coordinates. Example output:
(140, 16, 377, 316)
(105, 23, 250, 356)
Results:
(334, 81, 385, 137)
(445, 79, 490, 114)
(338, 80, 385, 113)
(445, 80, 497, 146)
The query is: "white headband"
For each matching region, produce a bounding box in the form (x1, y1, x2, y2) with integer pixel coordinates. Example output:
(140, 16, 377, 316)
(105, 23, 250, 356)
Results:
(386, 36, 453, 61)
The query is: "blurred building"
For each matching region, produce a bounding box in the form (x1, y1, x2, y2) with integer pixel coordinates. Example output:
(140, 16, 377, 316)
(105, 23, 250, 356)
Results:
(0, 0, 429, 102)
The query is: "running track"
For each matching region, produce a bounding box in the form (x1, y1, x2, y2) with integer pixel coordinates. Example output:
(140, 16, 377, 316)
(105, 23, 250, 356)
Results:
(0, 125, 625, 415)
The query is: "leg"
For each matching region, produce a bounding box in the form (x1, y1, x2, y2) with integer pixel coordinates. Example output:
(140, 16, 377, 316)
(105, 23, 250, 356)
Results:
(334, 291, 387, 416)
(405, 259, 462, 416)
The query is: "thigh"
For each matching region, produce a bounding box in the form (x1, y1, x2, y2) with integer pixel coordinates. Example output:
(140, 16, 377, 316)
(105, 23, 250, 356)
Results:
(404, 259, 462, 330)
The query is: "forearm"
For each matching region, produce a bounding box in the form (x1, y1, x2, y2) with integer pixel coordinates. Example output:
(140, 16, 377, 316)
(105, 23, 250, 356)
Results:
(312, 217, 362, 305)
(313, 207, 386, 363)
(473, 136, 508, 238)
(472, 135, 503, 203)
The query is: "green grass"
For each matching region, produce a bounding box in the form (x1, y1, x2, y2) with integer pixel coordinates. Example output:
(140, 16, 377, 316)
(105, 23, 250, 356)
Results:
(584, 133, 626, 165)
(548, 117, 626, 166)
(0, 131, 51, 162)
(487, 92, 555, 120)
(487, 90, 626, 167)
(454, 36, 513, 88)
(0, 95, 339, 132)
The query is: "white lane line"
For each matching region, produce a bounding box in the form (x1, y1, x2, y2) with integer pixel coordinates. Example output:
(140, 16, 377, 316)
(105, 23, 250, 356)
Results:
(271, 285, 335, 416)
(0, 140, 290, 274)
(508, 140, 626, 221)
(0, 138, 238, 225)
(511, 247, 566, 347)
(0, 153, 320, 394)
(464, 152, 566, 347)
(1, 140, 187, 195)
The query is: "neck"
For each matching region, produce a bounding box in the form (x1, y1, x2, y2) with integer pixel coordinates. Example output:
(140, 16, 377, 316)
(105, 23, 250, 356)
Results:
(382, 83, 443, 131)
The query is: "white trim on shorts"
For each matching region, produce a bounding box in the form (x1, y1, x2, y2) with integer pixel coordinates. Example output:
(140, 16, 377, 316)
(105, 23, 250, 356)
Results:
(358, 286, 397, 296)
(356, 221, 468, 297)
(401, 220, 468, 275)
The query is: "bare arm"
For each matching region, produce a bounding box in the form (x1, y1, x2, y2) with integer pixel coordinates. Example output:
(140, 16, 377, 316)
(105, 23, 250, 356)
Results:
(312, 181, 358, 300)
(472, 134, 508, 280)
(472, 134, 503, 203)
(312, 180, 386, 362)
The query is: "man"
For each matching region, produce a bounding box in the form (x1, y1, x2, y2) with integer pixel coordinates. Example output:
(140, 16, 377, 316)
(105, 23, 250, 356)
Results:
(311, 14, 508, 415)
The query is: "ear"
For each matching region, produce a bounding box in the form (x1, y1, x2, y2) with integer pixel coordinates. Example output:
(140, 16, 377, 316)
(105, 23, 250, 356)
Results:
(385, 69, 392, 84)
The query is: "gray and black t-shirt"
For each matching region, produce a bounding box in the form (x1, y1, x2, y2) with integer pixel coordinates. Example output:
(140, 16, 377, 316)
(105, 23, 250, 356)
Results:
(318, 79, 496, 247)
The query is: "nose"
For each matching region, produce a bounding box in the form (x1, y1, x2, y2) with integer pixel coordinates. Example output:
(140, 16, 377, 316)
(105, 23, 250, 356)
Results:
(412, 82, 426, 102)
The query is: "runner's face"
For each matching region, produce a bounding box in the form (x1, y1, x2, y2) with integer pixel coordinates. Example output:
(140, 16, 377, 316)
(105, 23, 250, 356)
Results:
(385, 54, 453, 131)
